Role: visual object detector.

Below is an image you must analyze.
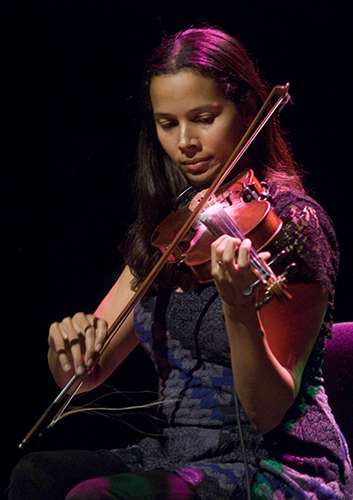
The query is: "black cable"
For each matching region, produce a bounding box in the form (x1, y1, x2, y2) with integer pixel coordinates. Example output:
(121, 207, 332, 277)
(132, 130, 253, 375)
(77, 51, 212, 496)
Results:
(233, 386, 252, 500)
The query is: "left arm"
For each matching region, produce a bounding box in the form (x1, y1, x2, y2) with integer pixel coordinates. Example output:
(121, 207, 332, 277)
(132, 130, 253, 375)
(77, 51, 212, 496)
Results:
(211, 237, 328, 434)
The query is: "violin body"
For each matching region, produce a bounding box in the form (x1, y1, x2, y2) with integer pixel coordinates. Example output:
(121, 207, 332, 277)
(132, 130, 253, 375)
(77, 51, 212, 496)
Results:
(152, 170, 283, 283)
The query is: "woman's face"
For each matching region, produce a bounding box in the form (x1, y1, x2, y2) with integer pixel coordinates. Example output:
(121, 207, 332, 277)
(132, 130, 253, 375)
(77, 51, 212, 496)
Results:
(150, 70, 253, 187)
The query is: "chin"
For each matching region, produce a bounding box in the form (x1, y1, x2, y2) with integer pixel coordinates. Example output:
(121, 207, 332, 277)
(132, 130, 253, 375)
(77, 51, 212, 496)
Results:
(187, 172, 217, 188)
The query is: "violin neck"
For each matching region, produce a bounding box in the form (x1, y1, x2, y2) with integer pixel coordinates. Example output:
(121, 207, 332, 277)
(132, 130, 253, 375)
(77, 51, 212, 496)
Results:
(200, 203, 244, 239)
(200, 204, 272, 282)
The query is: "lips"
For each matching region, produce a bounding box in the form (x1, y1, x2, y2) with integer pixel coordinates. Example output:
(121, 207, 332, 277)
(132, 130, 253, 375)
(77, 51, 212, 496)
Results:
(182, 157, 212, 172)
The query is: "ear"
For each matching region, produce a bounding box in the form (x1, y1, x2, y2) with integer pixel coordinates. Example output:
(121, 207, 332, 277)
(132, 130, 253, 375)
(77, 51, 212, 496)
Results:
(242, 91, 258, 127)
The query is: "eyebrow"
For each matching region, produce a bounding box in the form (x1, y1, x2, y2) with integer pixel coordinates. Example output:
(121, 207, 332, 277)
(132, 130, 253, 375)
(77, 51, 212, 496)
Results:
(153, 103, 221, 117)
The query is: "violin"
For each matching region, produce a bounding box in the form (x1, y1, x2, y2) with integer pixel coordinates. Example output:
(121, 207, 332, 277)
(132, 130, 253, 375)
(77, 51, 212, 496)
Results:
(152, 168, 295, 307)
(19, 83, 293, 448)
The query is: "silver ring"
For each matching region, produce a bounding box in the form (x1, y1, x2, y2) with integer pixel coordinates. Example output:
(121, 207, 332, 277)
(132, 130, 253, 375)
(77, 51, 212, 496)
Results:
(217, 260, 223, 266)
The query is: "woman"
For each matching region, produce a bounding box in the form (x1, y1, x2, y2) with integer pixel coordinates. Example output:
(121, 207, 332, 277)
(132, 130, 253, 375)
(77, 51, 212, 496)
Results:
(7, 26, 353, 499)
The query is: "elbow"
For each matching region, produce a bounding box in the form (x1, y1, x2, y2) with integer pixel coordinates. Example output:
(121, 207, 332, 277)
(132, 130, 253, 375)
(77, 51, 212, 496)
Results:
(248, 394, 297, 435)
(251, 416, 283, 435)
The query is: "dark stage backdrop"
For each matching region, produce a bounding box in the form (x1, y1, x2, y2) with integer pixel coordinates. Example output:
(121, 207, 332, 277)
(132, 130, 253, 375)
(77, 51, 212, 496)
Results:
(2, 0, 352, 493)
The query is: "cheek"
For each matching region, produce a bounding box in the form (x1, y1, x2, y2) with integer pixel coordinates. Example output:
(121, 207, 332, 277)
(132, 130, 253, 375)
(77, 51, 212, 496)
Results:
(156, 132, 175, 158)
(219, 122, 245, 156)
(215, 134, 239, 161)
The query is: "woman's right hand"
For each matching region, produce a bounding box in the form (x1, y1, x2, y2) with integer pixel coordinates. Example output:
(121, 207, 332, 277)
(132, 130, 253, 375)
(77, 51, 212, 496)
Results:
(48, 312, 109, 376)
(48, 267, 139, 391)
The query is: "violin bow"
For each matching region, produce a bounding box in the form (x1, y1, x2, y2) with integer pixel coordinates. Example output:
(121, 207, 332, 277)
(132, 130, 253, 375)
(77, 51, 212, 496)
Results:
(19, 83, 290, 448)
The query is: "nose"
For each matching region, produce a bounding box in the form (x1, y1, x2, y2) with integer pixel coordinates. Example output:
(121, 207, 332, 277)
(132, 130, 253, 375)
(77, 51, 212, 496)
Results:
(178, 123, 201, 153)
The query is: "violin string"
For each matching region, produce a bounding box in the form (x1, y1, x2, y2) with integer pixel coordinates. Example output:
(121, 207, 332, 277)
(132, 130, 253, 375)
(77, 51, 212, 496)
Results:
(205, 204, 270, 279)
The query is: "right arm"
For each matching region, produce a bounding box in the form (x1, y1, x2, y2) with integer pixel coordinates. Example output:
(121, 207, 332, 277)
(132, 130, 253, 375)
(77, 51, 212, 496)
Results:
(48, 265, 139, 392)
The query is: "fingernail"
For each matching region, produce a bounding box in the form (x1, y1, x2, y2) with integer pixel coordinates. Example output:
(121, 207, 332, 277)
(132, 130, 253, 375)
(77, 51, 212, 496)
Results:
(63, 363, 71, 372)
(76, 365, 85, 375)
(95, 343, 102, 352)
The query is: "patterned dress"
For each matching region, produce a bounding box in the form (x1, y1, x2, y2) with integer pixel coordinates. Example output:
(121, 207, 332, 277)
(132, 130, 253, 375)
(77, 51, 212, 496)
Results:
(112, 187, 353, 499)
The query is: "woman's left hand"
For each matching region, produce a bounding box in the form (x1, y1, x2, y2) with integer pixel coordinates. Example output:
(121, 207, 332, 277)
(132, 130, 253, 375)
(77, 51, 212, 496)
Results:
(211, 234, 329, 434)
(210, 236, 270, 312)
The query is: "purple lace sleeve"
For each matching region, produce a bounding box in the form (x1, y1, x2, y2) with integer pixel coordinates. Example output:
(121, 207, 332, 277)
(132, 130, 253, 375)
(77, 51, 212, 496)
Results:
(271, 189, 339, 289)
(270, 187, 339, 337)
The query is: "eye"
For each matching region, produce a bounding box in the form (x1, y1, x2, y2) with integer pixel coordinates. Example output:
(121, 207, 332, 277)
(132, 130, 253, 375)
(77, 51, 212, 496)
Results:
(156, 119, 177, 130)
(195, 114, 216, 124)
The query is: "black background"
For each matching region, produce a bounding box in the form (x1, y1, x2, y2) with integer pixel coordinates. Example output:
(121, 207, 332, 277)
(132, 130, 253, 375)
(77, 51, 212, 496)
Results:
(1, 0, 352, 493)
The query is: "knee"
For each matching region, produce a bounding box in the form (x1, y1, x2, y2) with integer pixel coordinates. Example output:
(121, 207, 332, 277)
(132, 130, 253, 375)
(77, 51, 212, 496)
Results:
(10, 452, 40, 479)
(65, 477, 111, 500)
(6, 452, 50, 499)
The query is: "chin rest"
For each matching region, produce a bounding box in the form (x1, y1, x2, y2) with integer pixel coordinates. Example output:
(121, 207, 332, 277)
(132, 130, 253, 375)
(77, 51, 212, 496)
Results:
(323, 322, 353, 454)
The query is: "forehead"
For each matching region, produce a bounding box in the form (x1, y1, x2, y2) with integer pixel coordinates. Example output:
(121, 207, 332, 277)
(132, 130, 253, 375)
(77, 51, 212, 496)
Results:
(149, 71, 228, 112)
